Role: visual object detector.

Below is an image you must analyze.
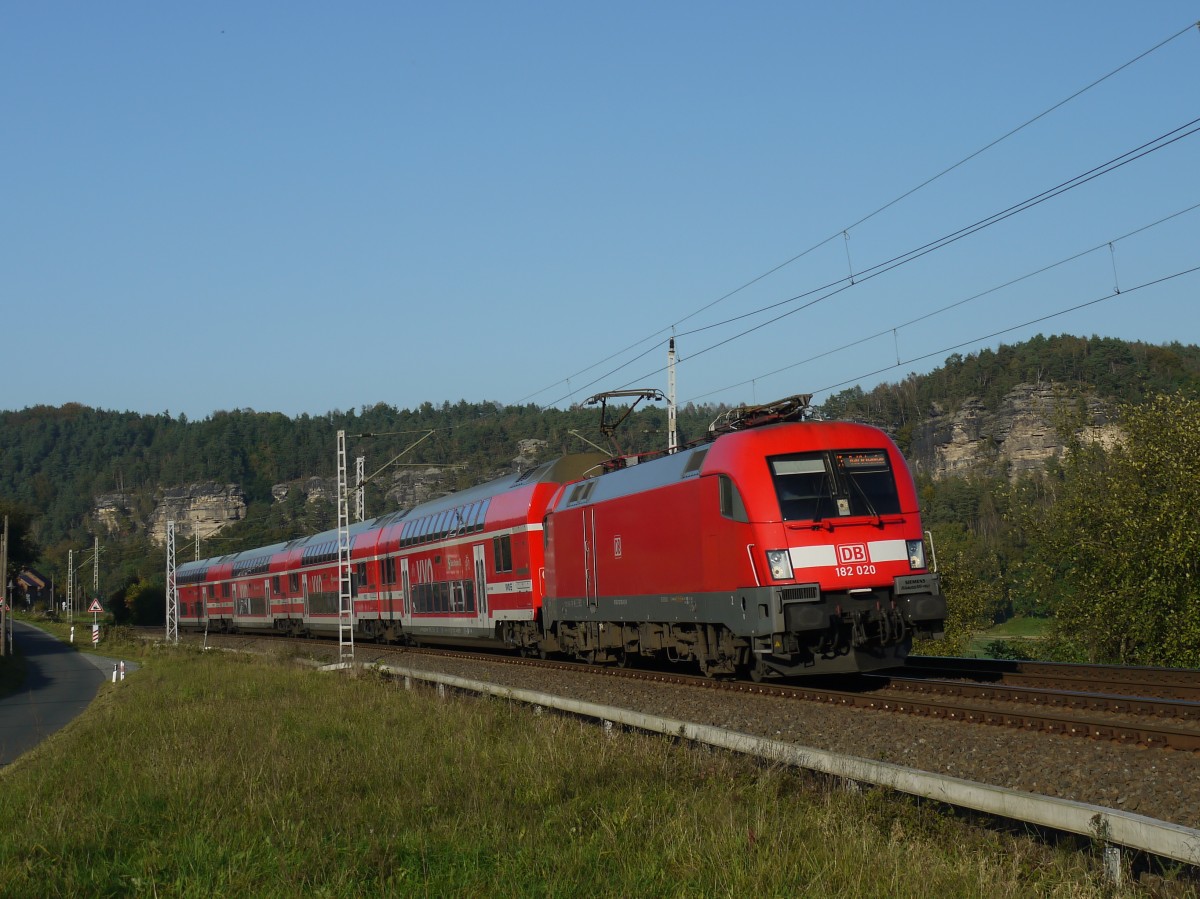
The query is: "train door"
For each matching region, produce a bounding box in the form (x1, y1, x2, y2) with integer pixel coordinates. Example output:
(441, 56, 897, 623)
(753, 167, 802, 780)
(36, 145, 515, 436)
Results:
(302, 575, 310, 627)
(384, 556, 397, 627)
(583, 508, 598, 607)
(400, 557, 412, 629)
(473, 543, 488, 630)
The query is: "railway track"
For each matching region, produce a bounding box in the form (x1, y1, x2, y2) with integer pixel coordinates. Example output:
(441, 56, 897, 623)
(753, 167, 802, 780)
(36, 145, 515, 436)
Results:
(182, 631, 1200, 752)
(900, 655, 1200, 700)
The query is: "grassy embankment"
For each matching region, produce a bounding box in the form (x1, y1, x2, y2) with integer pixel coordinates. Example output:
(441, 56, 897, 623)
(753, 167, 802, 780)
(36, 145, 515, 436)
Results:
(0, 624, 1157, 897)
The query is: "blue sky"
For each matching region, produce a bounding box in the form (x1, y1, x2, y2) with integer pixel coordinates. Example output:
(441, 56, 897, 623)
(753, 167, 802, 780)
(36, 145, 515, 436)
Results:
(4, 3, 1198, 419)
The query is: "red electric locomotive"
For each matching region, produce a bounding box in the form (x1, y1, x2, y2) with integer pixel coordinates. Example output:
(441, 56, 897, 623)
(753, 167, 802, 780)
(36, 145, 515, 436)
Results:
(177, 395, 945, 677)
(539, 396, 946, 677)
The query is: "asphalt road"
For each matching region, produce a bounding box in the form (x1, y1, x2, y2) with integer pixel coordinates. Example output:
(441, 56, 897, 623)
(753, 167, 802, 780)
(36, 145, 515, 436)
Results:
(0, 620, 136, 766)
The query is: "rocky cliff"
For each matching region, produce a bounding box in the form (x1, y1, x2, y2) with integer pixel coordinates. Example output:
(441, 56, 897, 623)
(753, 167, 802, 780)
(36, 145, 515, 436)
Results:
(97, 438, 555, 546)
(909, 383, 1121, 480)
(145, 483, 248, 544)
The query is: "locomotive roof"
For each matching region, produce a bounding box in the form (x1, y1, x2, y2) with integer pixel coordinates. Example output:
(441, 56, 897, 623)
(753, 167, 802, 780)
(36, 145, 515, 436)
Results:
(555, 418, 897, 511)
(389, 452, 607, 521)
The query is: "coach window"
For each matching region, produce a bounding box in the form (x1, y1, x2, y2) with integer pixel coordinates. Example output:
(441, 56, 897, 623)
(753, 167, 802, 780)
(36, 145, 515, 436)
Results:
(383, 556, 396, 585)
(222, 583, 231, 599)
(493, 535, 513, 573)
(272, 575, 281, 596)
(289, 573, 300, 593)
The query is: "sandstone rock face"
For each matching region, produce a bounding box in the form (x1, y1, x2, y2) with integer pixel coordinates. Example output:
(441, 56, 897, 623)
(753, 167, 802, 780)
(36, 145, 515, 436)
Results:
(910, 383, 1120, 480)
(301, 477, 337, 505)
(384, 467, 456, 509)
(146, 483, 247, 544)
(95, 493, 136, 535)
(514, 438, 547, 468)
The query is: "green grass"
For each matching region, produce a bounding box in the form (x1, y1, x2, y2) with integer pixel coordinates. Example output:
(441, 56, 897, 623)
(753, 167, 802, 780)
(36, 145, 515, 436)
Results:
(967, 615, 1054, 658)
(0, 641, 1170, 897)
(985, 616, 1054, 639)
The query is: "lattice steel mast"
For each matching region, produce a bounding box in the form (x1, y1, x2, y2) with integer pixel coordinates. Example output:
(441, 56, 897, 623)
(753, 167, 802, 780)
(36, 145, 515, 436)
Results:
(336, 430, 354, 663)
(165, 520, 178, 644)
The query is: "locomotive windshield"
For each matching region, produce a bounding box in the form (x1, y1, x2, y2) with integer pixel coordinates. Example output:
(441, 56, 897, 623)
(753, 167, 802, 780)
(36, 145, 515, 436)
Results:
(769, 449, 902, 521)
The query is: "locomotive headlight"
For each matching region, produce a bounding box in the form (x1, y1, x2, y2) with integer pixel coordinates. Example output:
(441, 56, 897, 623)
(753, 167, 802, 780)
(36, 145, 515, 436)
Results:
(907, 539, 926, 570)
(765, 549, 794, 581)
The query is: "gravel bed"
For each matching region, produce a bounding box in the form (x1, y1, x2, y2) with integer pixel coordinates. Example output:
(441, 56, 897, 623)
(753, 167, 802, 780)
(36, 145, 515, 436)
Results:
(371, 649, 1200, 830)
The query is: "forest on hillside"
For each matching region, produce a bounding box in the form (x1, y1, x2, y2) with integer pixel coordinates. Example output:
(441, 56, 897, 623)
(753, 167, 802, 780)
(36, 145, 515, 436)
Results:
(2, 334, 1198, 667)
(819, 334, 1200, 447)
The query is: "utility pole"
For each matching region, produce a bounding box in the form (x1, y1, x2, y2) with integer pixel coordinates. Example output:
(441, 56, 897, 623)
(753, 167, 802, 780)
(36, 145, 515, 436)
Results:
(1, 515, 8, 657)
(67, 548, 74, 623)
(668, 337, 678, 453)
(165, 520, 178, 644)
(336, 431, 354, 664)
(355, 455, 365, 522)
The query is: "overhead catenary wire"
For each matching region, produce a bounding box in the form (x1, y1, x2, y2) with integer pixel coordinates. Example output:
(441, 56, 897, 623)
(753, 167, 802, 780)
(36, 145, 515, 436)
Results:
(546, 119, 1200, 407)
(511, 22, 1200, 410)
(685, 202, 1200, 402)
(809, 263, 1200, 402)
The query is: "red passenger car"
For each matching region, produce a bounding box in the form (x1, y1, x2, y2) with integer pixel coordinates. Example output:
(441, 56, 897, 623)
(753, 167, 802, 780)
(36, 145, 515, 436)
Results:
(177, 455, 606, 646)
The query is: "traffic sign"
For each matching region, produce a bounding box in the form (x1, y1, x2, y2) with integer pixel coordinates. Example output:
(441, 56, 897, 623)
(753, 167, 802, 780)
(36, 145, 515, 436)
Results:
(88, 599, 103, 614)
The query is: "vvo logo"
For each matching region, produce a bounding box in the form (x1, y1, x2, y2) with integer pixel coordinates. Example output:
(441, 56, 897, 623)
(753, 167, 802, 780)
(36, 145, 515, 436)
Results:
(837, 543, 868, 564)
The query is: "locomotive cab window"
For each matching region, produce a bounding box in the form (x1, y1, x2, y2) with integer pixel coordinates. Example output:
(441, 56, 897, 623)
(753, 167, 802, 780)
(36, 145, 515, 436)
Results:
(770, 450, 901, 521)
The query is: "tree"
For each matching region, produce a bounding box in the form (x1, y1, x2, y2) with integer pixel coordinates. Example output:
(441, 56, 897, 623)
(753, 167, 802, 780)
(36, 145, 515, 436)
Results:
(115, 576, 165, 627)
(1019, 393, 1200, 666)
(915, 524, 1006, 656)
(0, 501, 41, 577)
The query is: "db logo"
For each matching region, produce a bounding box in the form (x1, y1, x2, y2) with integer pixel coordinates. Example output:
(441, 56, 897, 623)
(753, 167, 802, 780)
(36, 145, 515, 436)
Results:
(613, 535, 623, 558)
(837, 544, 868, 564)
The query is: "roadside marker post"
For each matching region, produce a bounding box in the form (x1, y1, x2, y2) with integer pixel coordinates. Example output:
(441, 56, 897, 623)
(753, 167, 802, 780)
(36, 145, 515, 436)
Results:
(89, 599, 102, 645)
